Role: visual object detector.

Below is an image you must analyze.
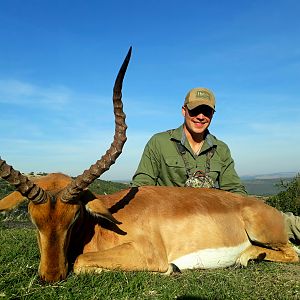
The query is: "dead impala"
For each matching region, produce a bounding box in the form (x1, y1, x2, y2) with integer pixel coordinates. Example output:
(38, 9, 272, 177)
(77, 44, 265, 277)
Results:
(0, 48, 298, 283)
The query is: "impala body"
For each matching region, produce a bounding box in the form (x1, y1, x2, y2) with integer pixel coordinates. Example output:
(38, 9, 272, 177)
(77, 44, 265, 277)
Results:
(0, 48, 298, 282)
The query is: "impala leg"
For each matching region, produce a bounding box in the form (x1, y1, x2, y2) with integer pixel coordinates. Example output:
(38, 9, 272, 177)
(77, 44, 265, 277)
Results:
(74, 242, 170, 274)
(0, 191, 26, 211)
(237, 244, 299, 266)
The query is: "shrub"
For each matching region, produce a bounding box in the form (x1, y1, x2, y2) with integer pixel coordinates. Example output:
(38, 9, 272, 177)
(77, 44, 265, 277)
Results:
(266, 174, 300, 215)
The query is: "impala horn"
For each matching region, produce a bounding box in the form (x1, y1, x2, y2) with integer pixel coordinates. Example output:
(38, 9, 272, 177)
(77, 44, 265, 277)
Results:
(61, 47, 132, 202)
(0, 158, 48, 204)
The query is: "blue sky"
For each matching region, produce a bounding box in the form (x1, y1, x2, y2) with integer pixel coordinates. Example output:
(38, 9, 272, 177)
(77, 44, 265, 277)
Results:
(0, 0, 299, 180)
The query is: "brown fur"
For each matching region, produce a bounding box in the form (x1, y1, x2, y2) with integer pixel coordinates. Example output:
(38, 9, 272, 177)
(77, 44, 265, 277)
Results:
(1, 173, 298, 282)
(0, 191, 26, 211)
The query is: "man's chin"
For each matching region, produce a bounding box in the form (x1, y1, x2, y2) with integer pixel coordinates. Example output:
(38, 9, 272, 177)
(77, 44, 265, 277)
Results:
(192, 126, 207, 134)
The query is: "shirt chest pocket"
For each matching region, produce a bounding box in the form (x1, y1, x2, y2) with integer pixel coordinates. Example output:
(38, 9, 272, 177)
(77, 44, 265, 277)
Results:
(208, 161, 222, 183)
(164, 156, 187, 184)
(165, 156, 185, 168)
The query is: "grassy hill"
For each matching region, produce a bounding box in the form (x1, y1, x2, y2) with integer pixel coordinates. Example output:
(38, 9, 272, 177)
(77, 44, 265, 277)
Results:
(0, 177, 129, 199)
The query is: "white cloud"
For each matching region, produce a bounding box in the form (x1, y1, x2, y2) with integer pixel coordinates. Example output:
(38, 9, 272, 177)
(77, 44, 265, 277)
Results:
(0, 79, 71, 108)
(0, 129, 150, 180)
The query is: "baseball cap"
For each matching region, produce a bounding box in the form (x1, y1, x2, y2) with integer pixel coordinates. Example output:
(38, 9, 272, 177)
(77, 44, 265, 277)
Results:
(184, 87, 216, 111)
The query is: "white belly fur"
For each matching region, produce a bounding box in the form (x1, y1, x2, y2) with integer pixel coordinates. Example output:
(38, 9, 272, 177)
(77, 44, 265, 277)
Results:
(171, 241, 251, 269)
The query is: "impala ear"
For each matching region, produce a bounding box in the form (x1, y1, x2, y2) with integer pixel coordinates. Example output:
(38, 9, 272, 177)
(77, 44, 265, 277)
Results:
(86, 199, 122, 225)
(0, 191, 27, 212)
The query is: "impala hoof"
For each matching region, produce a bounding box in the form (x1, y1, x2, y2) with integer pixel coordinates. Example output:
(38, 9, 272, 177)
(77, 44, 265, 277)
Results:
(164, 263, 181, 275)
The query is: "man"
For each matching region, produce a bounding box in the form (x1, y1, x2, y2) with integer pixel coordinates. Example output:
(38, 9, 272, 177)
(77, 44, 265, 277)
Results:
(131, 87, 300, 245)
(131, 87, 246, 194)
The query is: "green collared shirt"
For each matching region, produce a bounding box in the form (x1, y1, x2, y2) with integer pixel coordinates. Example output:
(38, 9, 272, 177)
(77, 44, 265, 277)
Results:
(131, 125, 247, 195)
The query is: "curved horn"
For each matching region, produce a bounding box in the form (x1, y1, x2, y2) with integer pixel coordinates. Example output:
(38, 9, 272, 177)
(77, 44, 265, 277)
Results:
(61, 47, 132, 202)
(0, 158, 48, 204)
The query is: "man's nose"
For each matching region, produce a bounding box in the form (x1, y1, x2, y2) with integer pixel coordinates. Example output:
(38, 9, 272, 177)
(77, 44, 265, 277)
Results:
(196, 113, 205, 119)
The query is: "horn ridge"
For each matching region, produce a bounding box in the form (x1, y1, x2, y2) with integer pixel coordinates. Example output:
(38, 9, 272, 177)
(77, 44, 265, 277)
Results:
(0, 158, 48, 204)
(61, 47, 132, 202)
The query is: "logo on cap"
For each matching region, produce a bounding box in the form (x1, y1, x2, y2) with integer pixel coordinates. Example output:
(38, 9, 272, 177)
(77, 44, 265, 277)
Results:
(195, 90, 210, 100)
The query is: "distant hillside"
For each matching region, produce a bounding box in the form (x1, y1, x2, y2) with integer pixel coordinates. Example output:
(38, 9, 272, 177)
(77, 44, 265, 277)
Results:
(241, 172, 298, 180)
(242, 178, 293, 196)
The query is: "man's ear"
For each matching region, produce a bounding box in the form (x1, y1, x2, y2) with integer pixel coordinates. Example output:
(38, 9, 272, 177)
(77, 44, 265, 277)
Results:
(86, 199, 122, 225)
(181, 106, 186, 117)
(0, 191, 27, 212)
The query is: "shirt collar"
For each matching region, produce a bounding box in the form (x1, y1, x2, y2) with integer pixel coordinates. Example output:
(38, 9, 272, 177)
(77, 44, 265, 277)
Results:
(169, 124, 217, 153)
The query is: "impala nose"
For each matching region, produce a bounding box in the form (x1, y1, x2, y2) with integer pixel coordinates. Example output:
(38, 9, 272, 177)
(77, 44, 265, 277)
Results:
(40, 271, 67, 283)
(39, 262, 68, 283)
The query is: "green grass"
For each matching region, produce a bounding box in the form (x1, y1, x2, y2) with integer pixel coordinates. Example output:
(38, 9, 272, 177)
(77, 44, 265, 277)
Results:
(0, 227, 299, 300)
(1, 177, 300, 299)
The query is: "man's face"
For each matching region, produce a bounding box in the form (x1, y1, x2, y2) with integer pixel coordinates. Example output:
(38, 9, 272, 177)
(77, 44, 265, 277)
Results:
(182, 105, 214, 135)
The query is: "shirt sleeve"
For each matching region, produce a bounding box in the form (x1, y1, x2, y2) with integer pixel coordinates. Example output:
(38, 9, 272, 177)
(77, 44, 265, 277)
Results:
(218, 146, 247, 196)
(131, 136, 161, 187)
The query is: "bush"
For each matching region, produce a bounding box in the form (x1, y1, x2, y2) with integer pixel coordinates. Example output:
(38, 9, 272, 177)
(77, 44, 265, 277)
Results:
(266, 174, 300, 215)
(0, 178, 15, 199)
(89, 179, 129, 195)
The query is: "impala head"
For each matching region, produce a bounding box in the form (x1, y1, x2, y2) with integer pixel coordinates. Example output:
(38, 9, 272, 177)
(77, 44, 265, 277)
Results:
(28, 174, 82, 282)
(0, 47, 131, 282)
